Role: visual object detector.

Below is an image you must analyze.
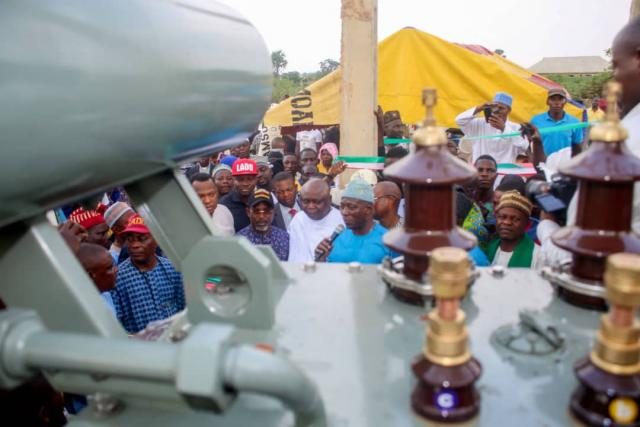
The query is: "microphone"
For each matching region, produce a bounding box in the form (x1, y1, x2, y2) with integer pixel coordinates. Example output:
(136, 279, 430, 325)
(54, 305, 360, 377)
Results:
(314, 224, 345, 261)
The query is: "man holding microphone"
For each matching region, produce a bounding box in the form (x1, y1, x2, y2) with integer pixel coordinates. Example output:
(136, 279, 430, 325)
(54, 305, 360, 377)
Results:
(315, 178, 396, 264)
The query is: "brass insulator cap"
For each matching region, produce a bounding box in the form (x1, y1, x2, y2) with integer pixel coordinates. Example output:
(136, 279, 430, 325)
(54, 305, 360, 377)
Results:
(412, 125, 448, 147)
(589, 81, 629, 143)
(429, 247, 471, 299)
(590, 317, 640, 375)
(604, 253, 640, 307)
(424, 310, 471, 367)
(413, 88, 448, 147)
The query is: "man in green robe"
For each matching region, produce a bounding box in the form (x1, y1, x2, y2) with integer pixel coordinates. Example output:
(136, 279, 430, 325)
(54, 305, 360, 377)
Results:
(484, 191, 541, 269)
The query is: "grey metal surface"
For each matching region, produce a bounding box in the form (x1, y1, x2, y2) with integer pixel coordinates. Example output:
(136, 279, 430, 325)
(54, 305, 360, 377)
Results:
(272, 264, 600, 427)
(0, 0, 271, 227)
(72, 263, 600, 426)
(182, 236, 287, 329)
(379, 256, 480, 297)
(541, 265, 607, 298)
(0, 217, 124, 336)
(0, 308, 325, 425)
(222, 345, 327, 426)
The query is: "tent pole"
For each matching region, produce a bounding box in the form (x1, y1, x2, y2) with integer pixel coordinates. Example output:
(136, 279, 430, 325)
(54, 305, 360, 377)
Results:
(339, 0, 378, 188)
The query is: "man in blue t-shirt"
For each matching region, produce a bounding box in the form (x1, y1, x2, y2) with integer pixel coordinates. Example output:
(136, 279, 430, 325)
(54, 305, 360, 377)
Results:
(530, 88, 583, 158)
(315, 177, 395, 264)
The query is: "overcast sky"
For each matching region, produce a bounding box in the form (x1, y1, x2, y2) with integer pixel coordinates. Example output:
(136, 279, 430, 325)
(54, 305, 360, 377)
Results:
(225, 0, 631, 72)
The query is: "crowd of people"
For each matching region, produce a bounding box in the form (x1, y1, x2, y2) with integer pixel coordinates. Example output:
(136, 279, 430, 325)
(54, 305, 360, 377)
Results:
(47, 18, 639, 345)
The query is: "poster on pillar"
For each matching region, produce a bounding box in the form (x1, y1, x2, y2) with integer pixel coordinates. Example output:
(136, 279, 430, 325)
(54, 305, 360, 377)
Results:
(256, 123, 281, 156)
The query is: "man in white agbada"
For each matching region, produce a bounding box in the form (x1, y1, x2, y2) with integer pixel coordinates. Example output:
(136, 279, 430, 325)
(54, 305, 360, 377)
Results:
(288, 178, 344, 262)
(537, 18, 640, 266)
(455, 92, 529, 164)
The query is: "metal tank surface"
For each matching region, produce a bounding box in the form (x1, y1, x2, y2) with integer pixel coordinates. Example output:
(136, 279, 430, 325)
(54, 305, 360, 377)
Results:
(0, 0, 271, 227)
(69, 264, 601, 427)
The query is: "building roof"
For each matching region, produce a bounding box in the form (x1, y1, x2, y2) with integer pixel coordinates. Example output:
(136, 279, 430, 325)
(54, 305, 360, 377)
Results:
(528, 56, 609, 75)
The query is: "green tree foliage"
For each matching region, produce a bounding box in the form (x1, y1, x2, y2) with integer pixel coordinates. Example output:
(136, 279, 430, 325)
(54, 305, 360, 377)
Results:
(270, 54, 340, 102)
(546, 71, 613, 101)
(272, 77, 300, 102)
(546, 49, 612, 102)
(319, 58, 340, 75)
(281, 71, 302, 84)
(271, 50, 288, 76)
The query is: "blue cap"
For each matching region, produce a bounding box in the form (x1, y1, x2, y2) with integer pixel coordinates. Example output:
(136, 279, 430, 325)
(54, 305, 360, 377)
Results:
(342, 177, 374, 204)
(219, 155, 238, 167)
(493, 92, 513, 108)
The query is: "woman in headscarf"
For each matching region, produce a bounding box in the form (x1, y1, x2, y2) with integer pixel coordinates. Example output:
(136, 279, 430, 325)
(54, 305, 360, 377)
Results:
(212, 164, 234, 197)
(317, 142, 339, 175)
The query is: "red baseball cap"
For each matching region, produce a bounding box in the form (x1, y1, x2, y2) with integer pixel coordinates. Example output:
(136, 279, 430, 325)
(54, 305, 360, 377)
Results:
(121, 214, 150, 235)
(232, 158, 258, 176)
(68, 208, 106, 230)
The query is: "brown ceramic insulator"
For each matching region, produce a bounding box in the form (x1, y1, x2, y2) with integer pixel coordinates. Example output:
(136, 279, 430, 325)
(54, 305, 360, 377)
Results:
(571, 356, 640, 426)
(383, 145, 477, 303)
(552, 140, 640, 309)
(557, 286, 608, 311)
(388, 286, 429, 306)
(412, 356, 482, 423)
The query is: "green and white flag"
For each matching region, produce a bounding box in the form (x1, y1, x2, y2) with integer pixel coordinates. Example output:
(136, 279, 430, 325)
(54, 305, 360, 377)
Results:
(336, 156, 385, 170)
(497, 163, 537, 177)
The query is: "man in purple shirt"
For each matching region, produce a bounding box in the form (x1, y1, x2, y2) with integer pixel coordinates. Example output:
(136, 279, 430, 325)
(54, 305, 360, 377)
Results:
(237, 188, 290, 261)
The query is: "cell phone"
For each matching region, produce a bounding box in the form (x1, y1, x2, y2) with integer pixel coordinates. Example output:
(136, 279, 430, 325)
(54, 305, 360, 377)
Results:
(483, 106, 492, 122)
(534, 193, 566, 213)
(520, 123, 534, 139)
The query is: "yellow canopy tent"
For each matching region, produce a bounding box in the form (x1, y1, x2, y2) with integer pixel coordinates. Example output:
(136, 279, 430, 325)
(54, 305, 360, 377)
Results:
(263, 27, 583, 128)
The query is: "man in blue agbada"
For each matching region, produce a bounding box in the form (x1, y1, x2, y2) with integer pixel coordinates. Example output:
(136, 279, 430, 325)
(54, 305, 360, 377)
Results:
(315, 177, 396, 264)
(110, 214, 185, 333)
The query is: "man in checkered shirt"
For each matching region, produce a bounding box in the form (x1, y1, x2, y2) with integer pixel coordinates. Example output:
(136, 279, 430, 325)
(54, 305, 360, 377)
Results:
(110, 214, 185, 333)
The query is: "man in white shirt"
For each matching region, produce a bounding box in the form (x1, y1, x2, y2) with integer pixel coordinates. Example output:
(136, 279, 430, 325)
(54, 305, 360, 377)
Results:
(288, 178, 344, 262)
(455, 92, 529, 164)
(296, 129, 323, 151)
(185, 156, 214, 180)
(537, 18, 640, 267)
(190, 173, 235, 237)
(271, 171, 301, 230)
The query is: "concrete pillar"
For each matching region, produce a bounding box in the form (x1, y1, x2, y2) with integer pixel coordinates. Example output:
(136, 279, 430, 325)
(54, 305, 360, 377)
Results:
(339, 0, 378, 187)
(632, 0, 640, 20)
